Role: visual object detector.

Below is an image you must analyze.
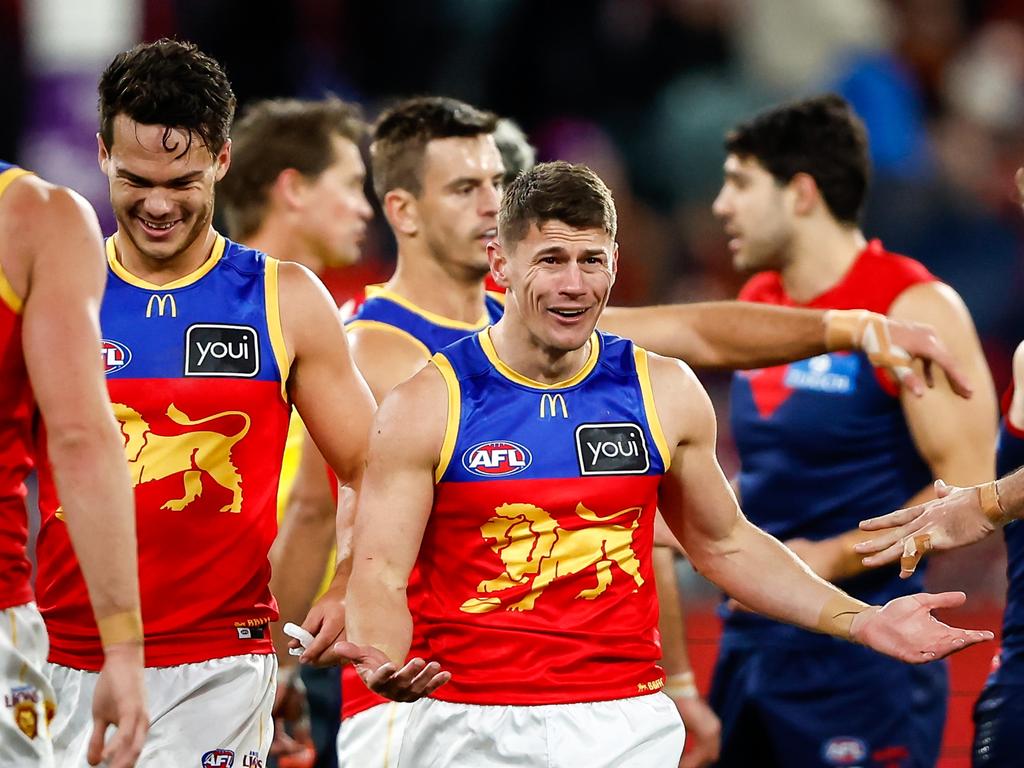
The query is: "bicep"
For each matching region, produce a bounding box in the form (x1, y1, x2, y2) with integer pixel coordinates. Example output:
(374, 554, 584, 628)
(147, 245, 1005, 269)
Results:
(352, 373, 446, 585)
(891, 283, 997, 480)
(280, 265, 376, 483)
(348, 326, 430, 405)
(22, 190, 112, 432)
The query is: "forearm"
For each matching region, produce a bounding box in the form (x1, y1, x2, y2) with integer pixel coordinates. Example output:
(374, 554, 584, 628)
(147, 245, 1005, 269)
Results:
(49, 423, 140, 621)
(345, 566, 413, 664)
(693, 518, 867, 638)
(604, 303, 829, 369)
(653, 547, 692, 675)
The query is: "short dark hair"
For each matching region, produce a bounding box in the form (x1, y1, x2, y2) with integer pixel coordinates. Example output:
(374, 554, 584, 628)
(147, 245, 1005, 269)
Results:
(494, 118, 536, 186)
(220, 96, 366, 240)
(370, 96, 498, 202)
(499, 161, 617, 248)
(99, 38, 236, 159)
(725, 94, 870, 224)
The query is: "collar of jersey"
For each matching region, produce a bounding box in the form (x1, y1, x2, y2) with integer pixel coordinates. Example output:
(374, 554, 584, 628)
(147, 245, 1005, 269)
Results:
(106, 233, 226, 290)
(479, 327, 600, 390)
(372, 287, 491, 330)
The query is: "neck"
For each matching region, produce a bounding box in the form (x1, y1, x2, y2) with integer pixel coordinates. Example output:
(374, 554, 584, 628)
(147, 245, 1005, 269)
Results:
(244, 218, 323, 274)
(779, 221, 867, 304)
(114, 224, 219, 286)
(386, 238, 488, 324)
(487, 305, 593, 385)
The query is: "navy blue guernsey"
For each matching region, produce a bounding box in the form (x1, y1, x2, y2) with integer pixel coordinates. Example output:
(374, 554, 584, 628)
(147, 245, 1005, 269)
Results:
(993, 415, 1024, 684)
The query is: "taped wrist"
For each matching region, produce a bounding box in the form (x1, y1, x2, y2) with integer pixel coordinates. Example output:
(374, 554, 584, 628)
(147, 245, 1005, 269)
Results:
(663, 671, 699, 699)
(97, 609, 143, 648)
(824, 309, 910, 369)
(979, 481, 1010, 526)
(816, 594, 870, 641)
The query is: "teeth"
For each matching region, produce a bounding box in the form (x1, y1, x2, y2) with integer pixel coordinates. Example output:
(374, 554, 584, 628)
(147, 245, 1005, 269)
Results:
(551, 309, 585, 317)
(142, 220, 175, 230)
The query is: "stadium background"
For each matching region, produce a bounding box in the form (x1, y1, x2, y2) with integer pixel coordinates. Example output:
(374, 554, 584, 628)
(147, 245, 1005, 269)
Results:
(3, 1, 1023, 764)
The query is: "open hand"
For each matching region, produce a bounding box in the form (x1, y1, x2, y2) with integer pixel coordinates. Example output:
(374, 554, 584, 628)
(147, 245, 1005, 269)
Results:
(333, 640, 450, 702)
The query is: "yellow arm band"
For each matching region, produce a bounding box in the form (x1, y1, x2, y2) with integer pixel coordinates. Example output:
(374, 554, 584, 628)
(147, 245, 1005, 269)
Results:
(97, 609, 143, 648)
(816, 594, 870, 641)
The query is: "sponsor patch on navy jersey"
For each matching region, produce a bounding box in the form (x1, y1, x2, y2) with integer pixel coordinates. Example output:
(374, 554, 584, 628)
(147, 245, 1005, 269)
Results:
(185, 324, 259, 377)
(575, 423, 650, 475)
(783, 353, 860, 395)
(462, 441, 532, 477)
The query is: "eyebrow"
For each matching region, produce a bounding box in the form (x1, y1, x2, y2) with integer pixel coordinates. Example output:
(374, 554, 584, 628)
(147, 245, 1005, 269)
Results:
(535, 245, 608, 257)
(116, 169, 203, 186)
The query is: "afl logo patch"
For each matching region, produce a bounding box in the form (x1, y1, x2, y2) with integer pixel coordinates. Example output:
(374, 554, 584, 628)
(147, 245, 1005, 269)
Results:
(821, 736, 867, 766)
(462, 441, 532, 477)
(101, 339, 132, 374)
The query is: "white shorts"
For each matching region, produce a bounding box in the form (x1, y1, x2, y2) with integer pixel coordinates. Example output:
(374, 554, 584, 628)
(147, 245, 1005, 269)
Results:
(1, 603, 56, 767)
(337, 701, 413, 768)
(397, 693, 684, 768)
(48, 653, 276, 767)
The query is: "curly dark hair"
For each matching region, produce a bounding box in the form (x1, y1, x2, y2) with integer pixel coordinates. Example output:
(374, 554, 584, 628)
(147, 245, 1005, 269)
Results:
(499, 161, 617, 248)
(370, 96, 498, 201)
(725, 94, 870, 225)
(221, 96, 366, 239)
(99, 38, 236, 159)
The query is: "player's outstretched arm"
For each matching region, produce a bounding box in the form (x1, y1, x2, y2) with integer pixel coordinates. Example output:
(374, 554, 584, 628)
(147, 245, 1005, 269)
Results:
(600, 303, 971, 396)
(335, 364, 451, 701)
(10, 176, 147, 767)
(647, 351, 991, 663)
(273, 262, 377, 662)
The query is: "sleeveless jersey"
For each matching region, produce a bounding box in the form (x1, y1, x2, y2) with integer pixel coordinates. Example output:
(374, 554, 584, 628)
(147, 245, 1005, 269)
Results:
(35, 234, 292, 669)
(0, 161, 36, 611)
(991, 401, 1024, 684)
(727, 240, 937, 648)
(423, 330, 669, 705)
(340, 286, 505, 718)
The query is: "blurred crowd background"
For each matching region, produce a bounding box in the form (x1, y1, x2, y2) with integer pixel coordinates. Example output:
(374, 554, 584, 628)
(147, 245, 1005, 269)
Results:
(3, 0, 1022, 648)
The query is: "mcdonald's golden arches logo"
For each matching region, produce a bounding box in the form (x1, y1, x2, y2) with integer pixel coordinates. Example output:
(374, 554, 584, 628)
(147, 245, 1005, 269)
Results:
(146, 293, 177, 318)
(539, 393, 568, 419)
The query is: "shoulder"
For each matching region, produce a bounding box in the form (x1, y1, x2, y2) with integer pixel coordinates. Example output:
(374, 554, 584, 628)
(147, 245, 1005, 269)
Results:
(347, 321, 432, 403)
(372, 359, 449, 455)
(1, 174, 99, 240)
(888, 281, 971, 327)
(642, 350, 715, 447)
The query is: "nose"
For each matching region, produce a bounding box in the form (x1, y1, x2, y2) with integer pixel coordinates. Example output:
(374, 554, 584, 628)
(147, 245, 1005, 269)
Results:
(357, 191, 373, 221)
(711, 187, 730, 220)
(140, 189, 173, 218)
(559, 260, 586, 297)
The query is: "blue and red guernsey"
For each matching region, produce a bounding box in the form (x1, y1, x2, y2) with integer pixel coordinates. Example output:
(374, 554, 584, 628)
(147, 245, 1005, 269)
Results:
(0, 161, 36, 611)
(340, 284, 504, 718)
(991, 396, 1024, 684)
(422, 329, 670, 705)
(728, 239, 936, 648)
(346, 285, 505, 355)
(35, 234, 291, 670)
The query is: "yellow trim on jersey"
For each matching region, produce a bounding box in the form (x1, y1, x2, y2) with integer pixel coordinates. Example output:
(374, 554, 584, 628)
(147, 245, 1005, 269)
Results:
(634, 346, 672, 471)
(486, 289, 507, 305)
(0, 168, 33, 314)
(479, 328, 599, 390)
(371, 287, 491, 330)
(106, 233, 226, 290)
(0, 266, 22, 314)
(264, 257, 291, 402)
(0, 167, 31, 199)
(345, 319, 432, 360)
(432, 353, 461, 483)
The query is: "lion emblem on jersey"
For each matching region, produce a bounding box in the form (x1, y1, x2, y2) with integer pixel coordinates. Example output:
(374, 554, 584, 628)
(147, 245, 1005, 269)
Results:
(460, 502, 645, 613)
(113, 403, 251, 513)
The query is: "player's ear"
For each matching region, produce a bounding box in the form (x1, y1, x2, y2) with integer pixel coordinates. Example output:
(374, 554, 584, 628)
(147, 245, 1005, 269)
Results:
(383, 189, 418, 237)
(97, 133, 111, 175)
(489, 240, 510, 289)
(610, 243, 619, 282)
(789, 172, 819, 217)
(214, 139, 232, 182)
(273, 168, 308, 212)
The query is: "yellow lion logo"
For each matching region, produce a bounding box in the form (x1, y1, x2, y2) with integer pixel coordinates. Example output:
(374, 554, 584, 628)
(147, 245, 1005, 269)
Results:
(460, 502, 644, 613)
(113, 403, 251, 513)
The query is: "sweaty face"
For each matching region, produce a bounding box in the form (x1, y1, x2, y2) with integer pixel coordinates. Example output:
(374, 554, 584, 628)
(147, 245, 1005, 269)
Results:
(99, 114, 228, 265)
(712, 154, 793, 273)
(500, 221, 617, 354)
(415, 135, 504, 276)
(299, 135, 373, 267)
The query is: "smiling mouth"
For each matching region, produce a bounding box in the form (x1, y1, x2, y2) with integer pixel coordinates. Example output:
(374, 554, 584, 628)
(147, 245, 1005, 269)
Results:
(137, 216, 181, 233)
(548, 307, 589, 319)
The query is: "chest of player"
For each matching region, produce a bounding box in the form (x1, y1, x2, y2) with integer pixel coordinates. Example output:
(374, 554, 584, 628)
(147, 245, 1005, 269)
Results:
(730, 351, 908, 457)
